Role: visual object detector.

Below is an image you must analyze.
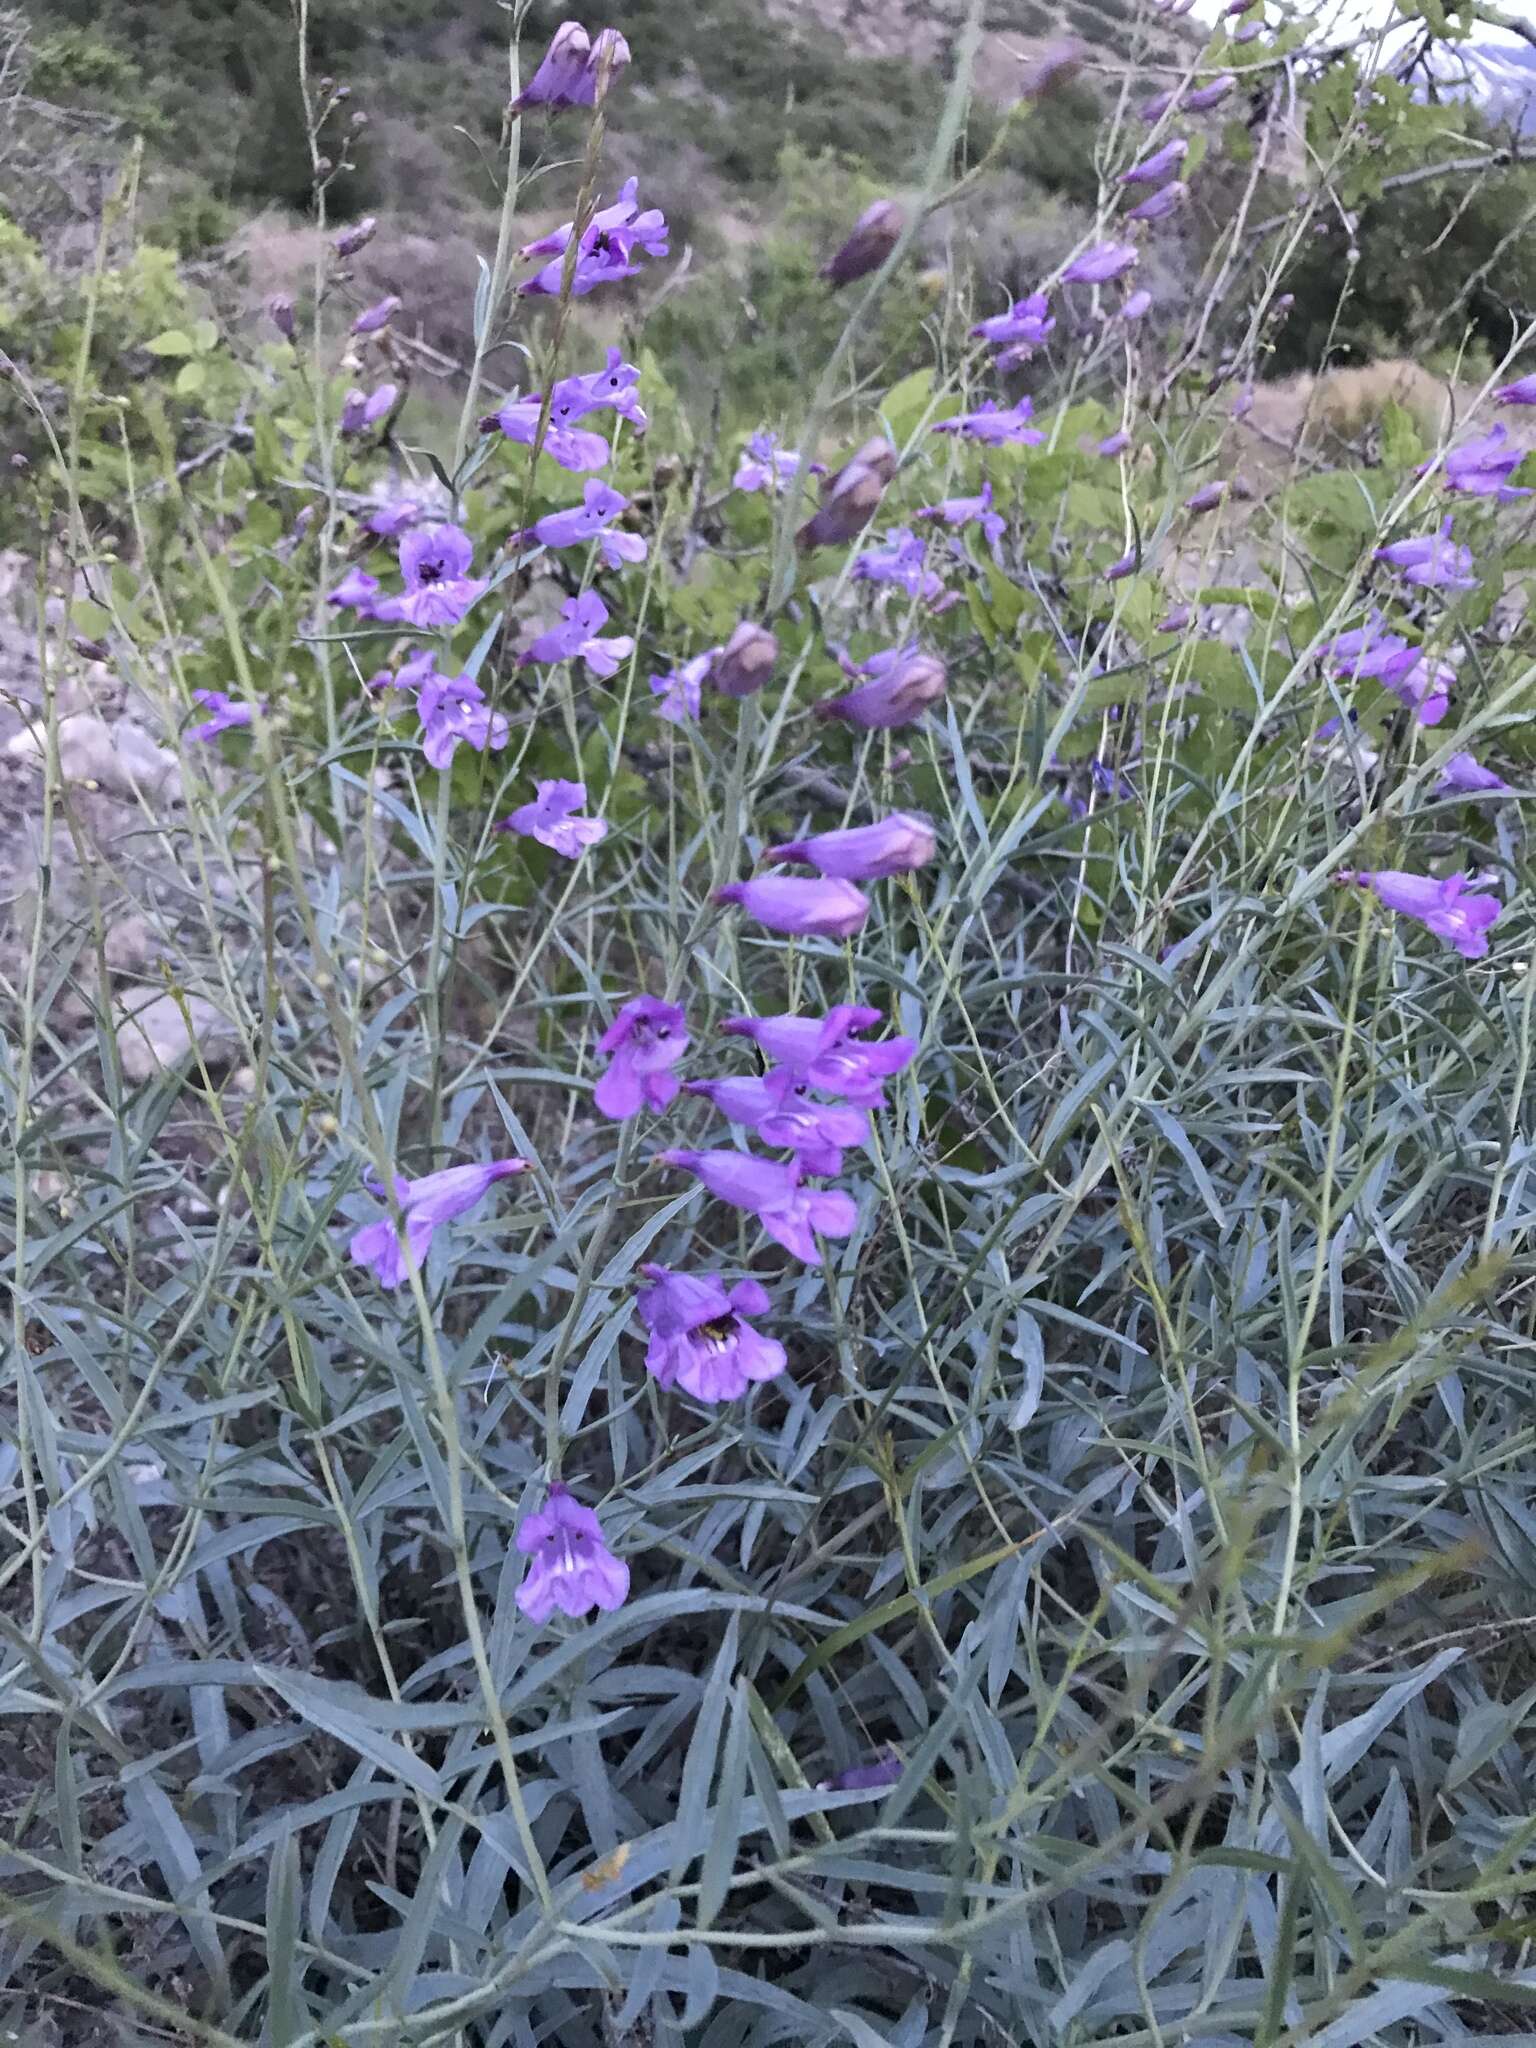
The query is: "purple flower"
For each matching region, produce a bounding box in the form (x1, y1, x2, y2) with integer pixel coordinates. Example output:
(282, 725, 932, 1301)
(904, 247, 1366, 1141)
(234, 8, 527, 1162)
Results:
(188, 690, 260, 741)
(720, 1005, 916, 1107)
(634, 1265, 786, 1402)
(816, 644, 947, 729)
(518, 177, 668, 297)
(410, 665, 510, 769)
(650, 653, 710, 724)
(1097, 430, 1133, 457)
(1232, 383, 1255, 420)
(347, 1157, 527, 1287)
(1438, 751, 1510, 796)
(932, 398, 1044, 446)
(1063, 242, 1139, 285)
(328, 567, 384, 614)
(1339, 868, 1502, 960)
(366, 497, 424, 537)
(1389, 655, 1454, 727)
(918, 481, 1005, 555)
(971, 292, 1055, 353)
(549, 348, 648, 434)
(1374, 517, 1476, 592)
(1185, 74, 1236, 110)
(334, 216, 377, 258)
(797, 437, 897, 549)
(266, 294, 295, 340)
(852, 528, 945, 600)
(765, 811, 936, 880)
(712, 621, 779, 699)
(1122, 137, 1188, 185)
(519, 478, 644, 568)
(716, 875, 870, 938)
(734, 430, 803, 495)
(1429, 423, 1532, 502)
(1018, 39, 1088, 98)
(826, 1749, 902, 1792)
(499, 778, 607, 858)
(820, 199, 905, 288)
(515, 1485, 629, 1623)
(1127, 181, 1188, 223)
(522, 590, 635, 678)
(1233, 20, 1263, 42)
(378, 525, 488, 629)
(594, 996, 689, 1120)
(1320, 620, 1418, 685)
(1184, 481, 1227, 513)
(511, 21, 631, 112)
(1495, 373, 1536, 406)
(1140, 90, 1177, 121)
(657, 1150, 858, 1264)
(1121, 289, 1154, 321)
(683, 1072, 870, 1178)
(351, 295, 401, 336)
(1157, 603, 1192, 632)
(340, 382, 398, 436)
(493, 393, 612, 473)
(1105, 548, 1139, 580)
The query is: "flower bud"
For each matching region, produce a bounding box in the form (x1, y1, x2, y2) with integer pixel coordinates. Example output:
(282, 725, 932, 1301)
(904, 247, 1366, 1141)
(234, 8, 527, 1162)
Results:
(796, 436, 897, 550)
(1018, 40, 1088, 100)
(711, 621, 778, 699)
(817, 646, 946, 730)
(334, 215, 378, 258)
(266, 293, 296, 341)
(820, 200, 904, 289)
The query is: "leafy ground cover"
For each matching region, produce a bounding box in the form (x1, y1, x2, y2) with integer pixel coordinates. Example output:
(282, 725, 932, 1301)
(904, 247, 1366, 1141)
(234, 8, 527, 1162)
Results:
(3, 3, 1536, 2044)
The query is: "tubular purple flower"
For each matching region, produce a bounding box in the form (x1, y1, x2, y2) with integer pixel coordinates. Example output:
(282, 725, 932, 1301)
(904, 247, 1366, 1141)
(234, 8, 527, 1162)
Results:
(189, 690, 260, 741)
(493, 393, 612, 472)
(635, 1265, 786, 1402)
(1096, 430, 1133, 457)
(515, 1485, 629, 1623)
(351, 295, 401, 336)
(328, 567, 383, 614)
(1121, 289, 1154, 322)
(1105, 547, 1139, 580)
(917, 481, 1005, 554)
(931, 398, 1044, 446)
(1231, 383, 1255, 420)
(1157, 603, 1192, 633)
(1185, 73, 1236, 109)
(765, 811, 936, 880)
(1495, 373, 1536, 406)
(512, 20, 592, 109)
(1374, 516, 1476, 592)
(817, 644, 947, 729)
(712, 621, 779, 699)
(650, 652, 711, 724)
(1063, 242, 1139, 285)
(1428, 423, 1532, 502)
(549, 347, 648, 433)
(499, 778, 607, 859)
(594, 996, 689, 1120)
(266, 294, 296, 340)
(716, 875, 870, 939)
(1127, 180, 1187, 223)
(522, 590, 635, 677)
(971, 292, 1055, 352)
(340, 381, 398, 436)
(1339, 869, 1502, 960)
(1388, 655, 1453, 727)
(1233, 20, 1263, 42)
(1437, 751, 1510, 796)
(1122, 137, 1188, 185)
(657, 1149, 858, 1263)
(519, 178, 668, 297)
(520, 479, 633, 555)
(852, 528, 946, 600)
(820, 199, 905, 288)
(826, 1749, 903, 1791)
(412, 669, 510, 769)
(379, 523, 487, 629)
(1184, 481, 1228, 513)
(682, 1075, 869, 1178)
(734, 430, 803, 494)
(1140, 89, 1177, 121)
(347, 1157, 527, 1287)
(720, 1005, 916, 1106)
(334, 216, 377, 258)
(797, 437, 897, 549)
(366, 497, 423, 537)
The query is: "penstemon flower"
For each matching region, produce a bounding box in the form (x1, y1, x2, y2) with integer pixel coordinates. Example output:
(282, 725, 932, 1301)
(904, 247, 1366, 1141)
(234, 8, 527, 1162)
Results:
(515, 1486, 629, 1622)
(498, 779, 607, 858)
(188, 690, 260, 741)
(346, 1158, 527, 1288)
(594, 998, 689, 1120)
(522, 591, 636, 677)
(1338, 869, 1502, 960)
(634, 1266, 787, 1401)
(683, 1073, 869, 1177)
(820, 199, 904, 288)
(716, 875, 871, 938)
(816, 644, 947, 729)
(764, 812, 936, 880)
(657, 1149, 858, 1263)
(720, 1005, 916, 1105)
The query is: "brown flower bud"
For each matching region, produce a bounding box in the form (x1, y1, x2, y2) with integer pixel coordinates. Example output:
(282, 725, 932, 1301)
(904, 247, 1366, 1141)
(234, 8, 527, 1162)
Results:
(820, 200, 904, 289)
(711, 621, 778, 699)
(796, 436, 897, 550)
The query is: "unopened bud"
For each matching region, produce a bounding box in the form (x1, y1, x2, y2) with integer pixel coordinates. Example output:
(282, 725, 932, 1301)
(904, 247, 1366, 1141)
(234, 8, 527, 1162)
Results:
(72, 636, 110, 661)
(334, 214, 377, 258)
(9, 452, 29, 471)
(820, 199, 905, 289)
(711, 621, 779, 699)
(1018, 40, 1087, 100)
(266, 293, 296, 341)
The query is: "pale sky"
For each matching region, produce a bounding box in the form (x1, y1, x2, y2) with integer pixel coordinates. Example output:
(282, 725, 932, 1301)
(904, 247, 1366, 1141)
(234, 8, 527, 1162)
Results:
(1189, 0, 1535, 40)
